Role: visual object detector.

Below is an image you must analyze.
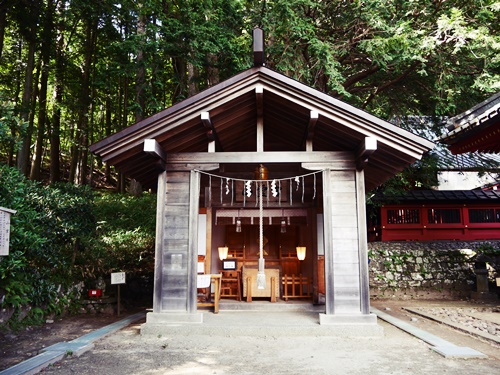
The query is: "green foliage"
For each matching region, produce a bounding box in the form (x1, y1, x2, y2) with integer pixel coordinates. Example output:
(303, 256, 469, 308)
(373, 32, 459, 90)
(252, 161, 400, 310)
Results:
(245, 0, 500, 117)
(476, 244, 500, 256)
(0, 164, 95, 327)
(0, 165, 156, 327)
(1, 0, 498, 187)
(0, 99, 26, 157)
(75, 191, 156, 283)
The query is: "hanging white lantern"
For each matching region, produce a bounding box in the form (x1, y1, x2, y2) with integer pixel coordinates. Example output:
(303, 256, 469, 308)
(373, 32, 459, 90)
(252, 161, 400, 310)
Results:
(296, 246, 306, 261)
(218, 246, 229, 261)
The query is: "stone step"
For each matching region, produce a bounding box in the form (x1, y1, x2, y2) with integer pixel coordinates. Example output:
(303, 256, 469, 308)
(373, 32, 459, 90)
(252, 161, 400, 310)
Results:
(217, 299, 325, 312)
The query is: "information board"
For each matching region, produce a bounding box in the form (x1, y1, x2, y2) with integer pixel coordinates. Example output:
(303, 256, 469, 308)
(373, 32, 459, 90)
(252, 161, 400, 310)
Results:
(0, 207, 16, 256)
(111, 272, 126, 285)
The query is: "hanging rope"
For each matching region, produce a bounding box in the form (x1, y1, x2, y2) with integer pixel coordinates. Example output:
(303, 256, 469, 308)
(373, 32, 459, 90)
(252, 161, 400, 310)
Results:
(257, 180, 266, 290)
(195, 169, 323, 183)
(196, 169, 323, 206)
(231, 179, 234, 206)
(278, 180, 281, 207)
(208, 175, 212, 205)
(220, 178, 223, 205)
(313, 173, 317, 200)
(302, 176, 305, 204)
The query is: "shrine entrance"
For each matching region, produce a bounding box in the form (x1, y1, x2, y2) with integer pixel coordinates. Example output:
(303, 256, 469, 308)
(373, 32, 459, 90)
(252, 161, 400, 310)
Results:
(197, 165, 322, 306)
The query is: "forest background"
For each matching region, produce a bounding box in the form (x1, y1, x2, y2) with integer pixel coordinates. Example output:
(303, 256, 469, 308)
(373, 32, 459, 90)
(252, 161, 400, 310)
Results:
(0, 0, 499, 327)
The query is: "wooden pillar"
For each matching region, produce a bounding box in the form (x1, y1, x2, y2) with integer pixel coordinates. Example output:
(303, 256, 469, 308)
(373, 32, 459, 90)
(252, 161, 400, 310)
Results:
(152, 170, 166, 313)
(142, 169, 203, 329)
(320, 168, 379, 330)
(187, 170, 201, 313)
(322, 169, 335, 315)
(323, 169, 361, 314)
(356, 168, 371, 314)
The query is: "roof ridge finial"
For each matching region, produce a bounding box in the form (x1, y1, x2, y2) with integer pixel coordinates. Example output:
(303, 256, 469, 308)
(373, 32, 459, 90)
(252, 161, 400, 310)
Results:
(253, 27, 265, 67)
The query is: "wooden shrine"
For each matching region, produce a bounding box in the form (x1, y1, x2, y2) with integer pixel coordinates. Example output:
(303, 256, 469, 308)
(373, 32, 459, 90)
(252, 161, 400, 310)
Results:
(90, 29, 433, 334)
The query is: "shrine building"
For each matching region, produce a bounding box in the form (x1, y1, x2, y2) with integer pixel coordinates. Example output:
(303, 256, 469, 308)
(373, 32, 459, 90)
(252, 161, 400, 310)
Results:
(90, 29, 433, 335)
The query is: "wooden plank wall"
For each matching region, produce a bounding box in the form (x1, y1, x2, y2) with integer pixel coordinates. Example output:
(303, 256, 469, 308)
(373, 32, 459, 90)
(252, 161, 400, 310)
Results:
(329, 170, 361, 313)
(160, 171, 191, 311)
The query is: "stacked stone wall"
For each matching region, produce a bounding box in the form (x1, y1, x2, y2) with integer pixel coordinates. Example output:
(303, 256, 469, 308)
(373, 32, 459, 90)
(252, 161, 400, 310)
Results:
(368, 240, 500, 299)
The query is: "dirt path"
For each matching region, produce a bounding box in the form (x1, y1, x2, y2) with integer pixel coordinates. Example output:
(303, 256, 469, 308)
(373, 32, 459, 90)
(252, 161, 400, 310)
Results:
(0, 313, 127, 371)
(2, 300, 499, 375)
(39, 318, 499, 375)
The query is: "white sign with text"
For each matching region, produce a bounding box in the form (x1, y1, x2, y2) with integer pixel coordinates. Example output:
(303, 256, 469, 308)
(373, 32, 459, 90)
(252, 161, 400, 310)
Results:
(111, 272, 126, 285)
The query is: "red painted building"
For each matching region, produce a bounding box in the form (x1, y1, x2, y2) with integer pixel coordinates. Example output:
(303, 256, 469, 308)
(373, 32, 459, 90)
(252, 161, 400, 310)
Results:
(439, 92, 500, 154)
(371, 92, 500, 242)
(371, 190, 500, 242)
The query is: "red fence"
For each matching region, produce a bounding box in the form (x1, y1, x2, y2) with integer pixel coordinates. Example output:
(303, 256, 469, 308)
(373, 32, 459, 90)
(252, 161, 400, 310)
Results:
(373, 204, 500, 241)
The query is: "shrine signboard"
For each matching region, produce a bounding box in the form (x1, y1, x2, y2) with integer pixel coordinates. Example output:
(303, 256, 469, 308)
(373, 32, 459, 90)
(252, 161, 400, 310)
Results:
(0, 207, 16, 256)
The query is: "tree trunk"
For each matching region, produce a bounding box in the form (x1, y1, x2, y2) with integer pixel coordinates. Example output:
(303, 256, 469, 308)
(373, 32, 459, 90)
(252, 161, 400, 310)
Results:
(50, 35, 63, 182)
(31, 0, 54, 181)
(206, 54, 220, 87)
(172, 56, 187, 103)
(16, 38, 36, 176)
(135, 8, 146, 123)
(104, 91, 112, 183)
(0, 1, 9, 61)
(70, 16, 97, 185)
(187, 61, 198, 97)
(129, 4, 147, 194)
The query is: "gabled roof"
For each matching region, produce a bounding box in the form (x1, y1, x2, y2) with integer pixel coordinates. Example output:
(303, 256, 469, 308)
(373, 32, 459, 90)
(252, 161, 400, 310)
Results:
(90, 66, 433, 190)
(392, 116, 500, 171)
(439, 92, 500, 154)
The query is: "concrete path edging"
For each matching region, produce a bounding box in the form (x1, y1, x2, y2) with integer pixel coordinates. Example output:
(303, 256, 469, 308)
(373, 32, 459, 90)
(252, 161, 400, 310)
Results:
(403, 307, 500, 346)
(371, 307, 487, 359)
(0, 312, 146, 375)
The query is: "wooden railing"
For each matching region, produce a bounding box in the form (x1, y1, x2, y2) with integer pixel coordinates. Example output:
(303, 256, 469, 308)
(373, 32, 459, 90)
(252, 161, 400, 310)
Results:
(282, 274, 312, 301)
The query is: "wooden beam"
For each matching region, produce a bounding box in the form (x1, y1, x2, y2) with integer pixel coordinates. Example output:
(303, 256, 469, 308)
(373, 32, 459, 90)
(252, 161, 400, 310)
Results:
(167, 151, 354, 165)
(200, 112, 222, 151)
(356, 137, 377, 170)
(306, 110, 319, 152)
(144, 139, 166, 162)
(256, 85, 264, 152)
(166, 163, 220, 172)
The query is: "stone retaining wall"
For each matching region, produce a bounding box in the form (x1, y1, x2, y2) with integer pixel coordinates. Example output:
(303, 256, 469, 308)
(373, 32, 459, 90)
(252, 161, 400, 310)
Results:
(368, 240, 500, 299)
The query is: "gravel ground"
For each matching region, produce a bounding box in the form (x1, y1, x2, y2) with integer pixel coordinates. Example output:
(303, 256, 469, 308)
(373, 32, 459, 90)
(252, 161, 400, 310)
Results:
(37, 300, 500, 375)
(412, 306, 500, 336)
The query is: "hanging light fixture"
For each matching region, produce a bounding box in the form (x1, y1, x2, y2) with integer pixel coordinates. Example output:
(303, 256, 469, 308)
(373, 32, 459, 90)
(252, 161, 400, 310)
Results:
(254, 164, 269, 180)
(236, 208, 242, 232)
(218, 246, 229, 261)
(280, 218, 287, 233)
(280, 209, 286, 233)
(296, 246, 306, 261)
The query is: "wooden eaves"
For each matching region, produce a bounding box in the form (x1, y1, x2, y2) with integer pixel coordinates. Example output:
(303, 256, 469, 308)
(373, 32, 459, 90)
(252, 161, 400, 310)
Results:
(90, 66, 434, 190)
